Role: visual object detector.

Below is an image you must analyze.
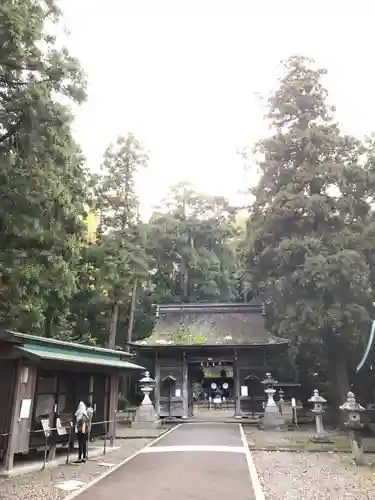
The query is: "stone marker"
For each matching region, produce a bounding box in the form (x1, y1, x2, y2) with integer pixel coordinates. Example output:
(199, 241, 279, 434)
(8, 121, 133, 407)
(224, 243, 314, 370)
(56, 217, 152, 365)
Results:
(132, 371, 161, 429)
(308, 389, 331, 443)
(340, 391, 366, 466)
(260, 373, 285, 430)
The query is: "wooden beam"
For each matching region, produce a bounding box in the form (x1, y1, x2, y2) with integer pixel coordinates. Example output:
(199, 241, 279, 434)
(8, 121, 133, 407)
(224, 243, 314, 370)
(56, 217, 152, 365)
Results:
(108, 373, 119, 446)
(4, 361, 37, 472)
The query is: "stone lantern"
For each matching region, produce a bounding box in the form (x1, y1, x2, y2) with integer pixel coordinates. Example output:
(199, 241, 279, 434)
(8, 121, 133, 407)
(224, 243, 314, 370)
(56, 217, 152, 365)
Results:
(308, 389, 330, 443)
(340, 391, 366, 465)
(262, 372, 277, 405)
(139, 371, 155, 406)
(132, 371, 161, 429)
(260, 372, 284, 430)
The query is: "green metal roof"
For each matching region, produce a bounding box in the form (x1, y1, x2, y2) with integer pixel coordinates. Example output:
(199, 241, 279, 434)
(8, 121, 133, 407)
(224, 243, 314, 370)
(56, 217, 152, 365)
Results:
(15, 344, 145, 371)
(1, 329, 132, 358)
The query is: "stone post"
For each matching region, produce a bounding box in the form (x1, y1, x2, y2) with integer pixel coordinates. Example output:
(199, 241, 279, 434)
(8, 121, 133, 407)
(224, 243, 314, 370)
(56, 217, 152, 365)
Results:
(132, 372, 161, 429)
(308, 389, 330, 443)
(233, 350, 242, 419)
(278, 389, 285, 416)
(260, 373, 284, 429)
(340, 391, 366, 466)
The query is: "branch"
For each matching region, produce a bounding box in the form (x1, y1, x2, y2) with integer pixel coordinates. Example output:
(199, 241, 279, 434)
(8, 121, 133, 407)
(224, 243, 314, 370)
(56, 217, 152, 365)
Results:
(0, 117, 23, 144)
(0, 60, 42, 72)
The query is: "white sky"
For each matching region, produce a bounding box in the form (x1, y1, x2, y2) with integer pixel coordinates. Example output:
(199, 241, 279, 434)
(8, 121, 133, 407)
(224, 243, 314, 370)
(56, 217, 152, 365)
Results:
(59, 0, 375, 217)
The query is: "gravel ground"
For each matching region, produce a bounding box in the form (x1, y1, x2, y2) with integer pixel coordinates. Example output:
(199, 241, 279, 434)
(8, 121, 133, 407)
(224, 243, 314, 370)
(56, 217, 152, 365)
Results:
(0, 438, 151, 500)
(253, 451, 375, 500)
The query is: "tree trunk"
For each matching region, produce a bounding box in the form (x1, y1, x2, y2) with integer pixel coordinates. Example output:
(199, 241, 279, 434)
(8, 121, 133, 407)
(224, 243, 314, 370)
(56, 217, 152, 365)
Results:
(127, 280, 137, 344)
(44, 306, 54, 338)
(180, 257, 188, 300)
(108, 301, 119, 349)
(329, 356, 350, 428)
(334, 357, 350, 407)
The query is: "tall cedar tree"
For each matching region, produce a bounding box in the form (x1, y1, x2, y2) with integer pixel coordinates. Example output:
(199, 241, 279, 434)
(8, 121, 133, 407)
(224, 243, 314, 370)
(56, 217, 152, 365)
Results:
(0, 0, 89, 336)
(245, 56, 375, 403)
(92, 134, 149, 348)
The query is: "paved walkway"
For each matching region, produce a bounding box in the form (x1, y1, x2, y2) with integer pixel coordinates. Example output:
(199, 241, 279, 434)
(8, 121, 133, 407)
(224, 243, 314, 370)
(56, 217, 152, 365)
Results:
(72, 424, 259, 500)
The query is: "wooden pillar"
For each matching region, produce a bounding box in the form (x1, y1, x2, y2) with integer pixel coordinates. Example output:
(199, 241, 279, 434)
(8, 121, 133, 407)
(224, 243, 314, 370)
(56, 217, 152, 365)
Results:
(154, 351, 160, 417)
(262, 349, 268, 374)
(4, 361, 37, 473)
(103, 375, 110, 439)
(108, 373, 119, 446)
(182, 352, 188, 419)
(234, 350, 242, 419)
(88, 375, 94, 405)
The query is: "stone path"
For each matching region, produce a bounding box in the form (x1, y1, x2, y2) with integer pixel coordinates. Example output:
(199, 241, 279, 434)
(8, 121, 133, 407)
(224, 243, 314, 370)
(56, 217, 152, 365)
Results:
(67, 424, 260, 500)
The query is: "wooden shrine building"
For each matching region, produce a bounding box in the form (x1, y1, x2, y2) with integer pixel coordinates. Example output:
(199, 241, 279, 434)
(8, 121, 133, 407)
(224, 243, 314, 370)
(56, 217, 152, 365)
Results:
(0, 330, 144, 474)
(131, 302, 289, 419)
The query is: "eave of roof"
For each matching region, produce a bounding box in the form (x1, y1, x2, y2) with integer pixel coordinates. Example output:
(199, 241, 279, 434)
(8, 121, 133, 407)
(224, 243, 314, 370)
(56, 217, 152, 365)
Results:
(130, 341, 289, 350)
(156, 302, 264, 314)
(16, 344, 145, 370)
(0, 329, 133, 359)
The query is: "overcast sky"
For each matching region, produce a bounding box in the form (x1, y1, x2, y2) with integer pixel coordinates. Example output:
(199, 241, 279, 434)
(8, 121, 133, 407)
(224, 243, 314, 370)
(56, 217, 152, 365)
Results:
(59, 0, 375, 216)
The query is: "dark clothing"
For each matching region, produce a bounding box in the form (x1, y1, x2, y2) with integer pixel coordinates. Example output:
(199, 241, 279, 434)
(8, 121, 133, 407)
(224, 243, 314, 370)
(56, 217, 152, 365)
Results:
(77, 431, 88, 460)
(77, 415, 88, 433)
(76, 414, 88, 460)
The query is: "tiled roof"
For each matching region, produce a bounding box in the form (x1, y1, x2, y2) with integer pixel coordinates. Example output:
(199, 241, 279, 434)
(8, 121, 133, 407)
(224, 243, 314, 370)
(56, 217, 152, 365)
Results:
(133, 303, 288, 347)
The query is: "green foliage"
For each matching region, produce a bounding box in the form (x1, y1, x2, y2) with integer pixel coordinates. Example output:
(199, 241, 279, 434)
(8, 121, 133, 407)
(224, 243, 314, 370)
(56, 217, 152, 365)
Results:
(9, 1, 373, 406)
(73, 133, 150, 347)
(117, 395, 129, 411)
(96, 134, 147, 232)
(171, 325, 206, 345)
(244, 55, 375, 400)
(145, 182, 242, 304)
(0, 0, 89, 337)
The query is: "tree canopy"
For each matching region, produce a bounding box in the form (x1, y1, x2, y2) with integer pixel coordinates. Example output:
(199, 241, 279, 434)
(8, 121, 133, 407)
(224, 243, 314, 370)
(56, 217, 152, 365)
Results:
(243, 55, 375, 401)
(0, 0, 89, 337)
(3, 1, 375, 404)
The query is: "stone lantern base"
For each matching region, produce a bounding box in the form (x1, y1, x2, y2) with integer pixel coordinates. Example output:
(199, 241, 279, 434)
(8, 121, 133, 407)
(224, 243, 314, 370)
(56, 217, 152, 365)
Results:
(259, 384, 285, 430)
(131, 371, 162, 430)
(132, 403, 161, 429)
(260, 405, 285, 430)
(310, 434, 332, 444)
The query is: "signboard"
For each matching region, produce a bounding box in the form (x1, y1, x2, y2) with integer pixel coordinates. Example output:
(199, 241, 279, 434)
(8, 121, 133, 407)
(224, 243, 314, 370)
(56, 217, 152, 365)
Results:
(56, 418, 67, 436)
(240, 386, 248, 397)
(41, 419, 51, 437)
(203, 367, 233, 378)
(19, 399, 32, 419)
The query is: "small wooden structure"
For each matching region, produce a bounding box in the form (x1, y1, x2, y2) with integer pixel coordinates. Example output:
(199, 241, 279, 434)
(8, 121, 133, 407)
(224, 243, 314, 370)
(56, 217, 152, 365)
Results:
(130, 302, 289, 419)
(0, 329, 144, 474)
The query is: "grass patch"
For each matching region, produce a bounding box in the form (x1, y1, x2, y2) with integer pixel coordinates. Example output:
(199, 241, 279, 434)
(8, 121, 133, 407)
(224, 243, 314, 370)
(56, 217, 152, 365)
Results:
(246, 428, 375, 453)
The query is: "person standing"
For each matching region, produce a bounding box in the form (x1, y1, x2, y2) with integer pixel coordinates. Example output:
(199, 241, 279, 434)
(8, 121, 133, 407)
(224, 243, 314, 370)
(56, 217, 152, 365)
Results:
(75, 401, 88, 463)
